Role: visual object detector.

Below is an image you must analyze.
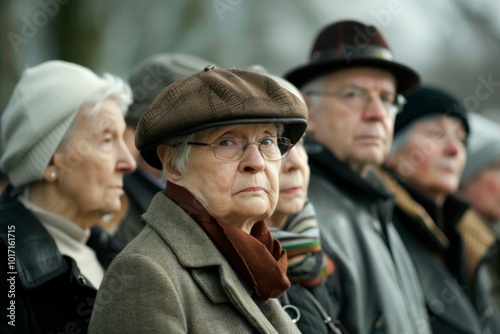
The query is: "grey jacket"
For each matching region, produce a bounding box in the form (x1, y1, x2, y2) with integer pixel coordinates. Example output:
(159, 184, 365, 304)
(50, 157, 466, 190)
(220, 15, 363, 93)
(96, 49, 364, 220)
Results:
(307, 142, 431, 334)
(379, 169, 500, 333)
(89, 192, 300, 334)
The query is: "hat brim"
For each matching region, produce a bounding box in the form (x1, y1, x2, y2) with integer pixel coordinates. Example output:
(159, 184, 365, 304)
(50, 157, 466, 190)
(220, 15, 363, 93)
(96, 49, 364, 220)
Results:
(141, 118, 308, 170)
(285, 58, 420, 95)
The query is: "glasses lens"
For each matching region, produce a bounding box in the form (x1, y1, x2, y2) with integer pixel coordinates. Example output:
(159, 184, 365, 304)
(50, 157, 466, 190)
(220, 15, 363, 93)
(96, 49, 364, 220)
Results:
(263, 137, 292, 160)
(213, 137, 291, 161)
(278, 137, 292, 156)
(258, 137, 279, 161)
(259, 137, 291, 161)
(214, 138, 244, 160)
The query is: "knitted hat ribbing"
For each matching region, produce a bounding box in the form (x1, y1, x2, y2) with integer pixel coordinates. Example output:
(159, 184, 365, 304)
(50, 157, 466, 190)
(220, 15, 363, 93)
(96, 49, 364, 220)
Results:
(0, 60, 109, 188)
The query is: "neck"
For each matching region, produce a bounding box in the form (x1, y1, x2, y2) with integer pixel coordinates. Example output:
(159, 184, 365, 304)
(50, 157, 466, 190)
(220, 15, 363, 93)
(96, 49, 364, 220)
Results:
(27, 182, 99, 230)
(217, 216, 261, 234)
(267, 213, 288, 229)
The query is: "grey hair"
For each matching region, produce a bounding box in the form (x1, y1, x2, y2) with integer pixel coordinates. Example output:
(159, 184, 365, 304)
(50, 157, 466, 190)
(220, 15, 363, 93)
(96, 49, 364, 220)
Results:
(161, 124, 286, 176)
(301, 77, 326, 109)
(162, 133, 196, 176)
(389, 114, 446, 157)
(59, 73, 132, 147)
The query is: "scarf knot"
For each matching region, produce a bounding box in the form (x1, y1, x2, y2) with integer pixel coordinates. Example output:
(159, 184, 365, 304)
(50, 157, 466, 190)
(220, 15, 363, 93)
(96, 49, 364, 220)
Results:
(165, 182, 290, 300)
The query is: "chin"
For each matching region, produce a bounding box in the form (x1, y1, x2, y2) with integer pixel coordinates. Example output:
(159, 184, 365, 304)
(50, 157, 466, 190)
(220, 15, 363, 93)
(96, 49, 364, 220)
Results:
(278, 200, 304, 215)
(433, 183, 458, 195)
(236, 204, 271, 219)
(101, 200, 123, 215)
(356, 149, 386, 165)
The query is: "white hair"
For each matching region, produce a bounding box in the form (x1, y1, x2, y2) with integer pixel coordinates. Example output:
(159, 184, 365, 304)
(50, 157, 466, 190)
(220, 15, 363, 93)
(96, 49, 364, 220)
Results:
(59, 74, 132, 146)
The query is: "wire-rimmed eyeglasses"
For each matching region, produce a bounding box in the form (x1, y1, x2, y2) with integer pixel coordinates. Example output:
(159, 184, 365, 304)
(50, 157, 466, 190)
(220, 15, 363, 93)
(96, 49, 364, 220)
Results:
(305, 85, 406, 116)
(187, 136, 292, 161)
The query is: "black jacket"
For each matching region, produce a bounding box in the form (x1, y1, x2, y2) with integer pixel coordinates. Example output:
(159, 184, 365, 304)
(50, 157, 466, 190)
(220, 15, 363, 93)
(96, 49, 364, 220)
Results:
(0, 187, 124, 334)
(113, 169, 162, 243)
(306, 140, 431, 334)
(379, 170, 500, 334)
(283, 279, 345, 334)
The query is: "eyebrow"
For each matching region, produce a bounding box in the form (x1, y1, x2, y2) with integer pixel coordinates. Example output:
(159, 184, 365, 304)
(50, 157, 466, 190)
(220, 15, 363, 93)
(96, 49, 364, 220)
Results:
(337, 83, 395, 94)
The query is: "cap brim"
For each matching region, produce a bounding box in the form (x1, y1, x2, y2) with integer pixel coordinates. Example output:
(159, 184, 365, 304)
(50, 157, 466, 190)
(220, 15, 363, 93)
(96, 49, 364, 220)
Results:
(284, 58, 420, 95)
(141, 118, 308, 169)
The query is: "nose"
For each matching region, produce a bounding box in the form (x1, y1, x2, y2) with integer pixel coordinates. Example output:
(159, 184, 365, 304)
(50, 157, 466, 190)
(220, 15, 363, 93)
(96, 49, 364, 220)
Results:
(443, 135, 463, 156)
(362, 94, 388, 121)
(117, 140, 137, 174)
(239, 143, 266, 173)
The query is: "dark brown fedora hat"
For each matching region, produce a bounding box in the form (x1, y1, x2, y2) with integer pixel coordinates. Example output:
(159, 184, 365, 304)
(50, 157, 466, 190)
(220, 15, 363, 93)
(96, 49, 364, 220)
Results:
(136, 66, 308, 169)
(284, 20, 420, 95)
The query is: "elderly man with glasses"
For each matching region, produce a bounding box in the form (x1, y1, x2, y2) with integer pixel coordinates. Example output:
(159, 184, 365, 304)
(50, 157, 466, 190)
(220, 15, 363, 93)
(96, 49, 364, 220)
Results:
(284, 20, 431, 334)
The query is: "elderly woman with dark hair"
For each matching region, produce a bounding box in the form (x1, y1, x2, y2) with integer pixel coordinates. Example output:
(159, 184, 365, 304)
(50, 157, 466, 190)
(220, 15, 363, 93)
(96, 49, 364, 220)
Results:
(0, 60, 136, 333)
(89, 67, 308, 333)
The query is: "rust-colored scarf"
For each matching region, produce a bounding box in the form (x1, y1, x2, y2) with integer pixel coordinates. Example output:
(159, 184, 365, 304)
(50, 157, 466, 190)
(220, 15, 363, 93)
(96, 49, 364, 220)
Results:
(164, 182, 290, 300)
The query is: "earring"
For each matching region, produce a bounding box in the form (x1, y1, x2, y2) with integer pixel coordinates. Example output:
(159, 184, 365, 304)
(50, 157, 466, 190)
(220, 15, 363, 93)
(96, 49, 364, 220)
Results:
(49, 171, 57, 181)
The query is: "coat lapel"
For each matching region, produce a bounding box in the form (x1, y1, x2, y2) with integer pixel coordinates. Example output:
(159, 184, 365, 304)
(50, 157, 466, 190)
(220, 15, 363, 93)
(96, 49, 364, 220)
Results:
(142, 193, 283, 333)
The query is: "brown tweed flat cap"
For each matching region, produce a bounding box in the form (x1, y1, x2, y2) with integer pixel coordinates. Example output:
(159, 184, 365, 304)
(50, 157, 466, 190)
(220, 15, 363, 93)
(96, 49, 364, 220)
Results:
(136, 66, 308, 169)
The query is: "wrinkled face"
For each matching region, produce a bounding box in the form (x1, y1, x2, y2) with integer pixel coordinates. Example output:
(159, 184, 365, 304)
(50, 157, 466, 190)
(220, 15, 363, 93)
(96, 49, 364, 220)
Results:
(271, 139, 310, 226)
(307, 67, 397, 174)
(461, 161, 500, 222)
(53, 99, 136, 218)
(176, 124, 282, 231)
(388, 116, 467, 202)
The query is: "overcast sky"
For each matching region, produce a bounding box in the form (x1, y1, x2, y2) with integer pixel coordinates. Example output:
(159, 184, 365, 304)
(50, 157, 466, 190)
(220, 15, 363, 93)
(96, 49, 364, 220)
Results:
(2, 0, 500, 121)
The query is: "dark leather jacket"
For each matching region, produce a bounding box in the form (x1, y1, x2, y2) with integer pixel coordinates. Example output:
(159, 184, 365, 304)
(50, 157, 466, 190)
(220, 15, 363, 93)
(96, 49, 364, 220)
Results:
(0, 186, 124, 334)
(306, 140, 431, 334)
(378, 169, 500, 334)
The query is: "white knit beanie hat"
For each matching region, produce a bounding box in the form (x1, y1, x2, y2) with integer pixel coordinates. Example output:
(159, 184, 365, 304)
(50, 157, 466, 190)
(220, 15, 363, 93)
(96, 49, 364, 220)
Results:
(460, 112, 500, 186)
(0, 60, 109, 188)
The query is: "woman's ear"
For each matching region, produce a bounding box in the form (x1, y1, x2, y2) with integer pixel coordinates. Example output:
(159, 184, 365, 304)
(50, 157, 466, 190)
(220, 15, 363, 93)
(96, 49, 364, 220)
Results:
(42, 156, 60, 183)
(157, 145, 182, 182)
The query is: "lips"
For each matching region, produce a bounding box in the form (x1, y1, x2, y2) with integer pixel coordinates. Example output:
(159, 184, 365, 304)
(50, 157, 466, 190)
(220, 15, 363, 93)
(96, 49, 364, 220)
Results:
(237, 187, 264, 193)
(355, 135, 384, 141)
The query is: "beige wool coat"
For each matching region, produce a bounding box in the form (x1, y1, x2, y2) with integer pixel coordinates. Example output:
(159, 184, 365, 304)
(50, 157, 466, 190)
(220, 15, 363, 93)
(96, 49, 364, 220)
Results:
(89, 192, 300, 334)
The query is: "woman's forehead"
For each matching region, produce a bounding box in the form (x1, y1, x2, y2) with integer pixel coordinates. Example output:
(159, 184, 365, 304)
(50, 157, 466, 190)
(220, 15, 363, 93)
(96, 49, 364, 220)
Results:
(414, 114, 465, 130)
(196, 123, 280, 138)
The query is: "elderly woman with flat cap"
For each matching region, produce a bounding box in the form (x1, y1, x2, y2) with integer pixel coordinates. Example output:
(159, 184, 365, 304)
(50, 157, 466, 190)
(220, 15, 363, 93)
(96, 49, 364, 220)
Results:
(89, 67, 308, 333)
(0, 60, 136, 334)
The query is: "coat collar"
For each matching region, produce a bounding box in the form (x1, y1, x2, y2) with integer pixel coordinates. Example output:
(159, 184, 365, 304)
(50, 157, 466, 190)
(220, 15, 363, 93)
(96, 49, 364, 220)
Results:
(0, 188, 68, 290)
(123, 169, 163, 212)
(141, 192, 287, 331)
(376, 168, 496, 281)
(375, 168, 450, 251)
(306, 139, 393, 201)
(0, 185, 119, 290)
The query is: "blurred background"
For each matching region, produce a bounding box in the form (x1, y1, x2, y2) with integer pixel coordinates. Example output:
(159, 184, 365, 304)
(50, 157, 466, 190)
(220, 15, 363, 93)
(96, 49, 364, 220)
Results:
(2, 0, 499, 121)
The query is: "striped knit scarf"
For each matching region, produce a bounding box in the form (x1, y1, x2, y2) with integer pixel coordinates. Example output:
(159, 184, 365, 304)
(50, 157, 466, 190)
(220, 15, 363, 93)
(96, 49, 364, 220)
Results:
(270, 201, 334, 287)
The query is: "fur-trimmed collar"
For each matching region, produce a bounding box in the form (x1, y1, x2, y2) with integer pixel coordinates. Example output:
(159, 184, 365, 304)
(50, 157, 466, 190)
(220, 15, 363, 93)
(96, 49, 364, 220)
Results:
(375, 168, 496, 281)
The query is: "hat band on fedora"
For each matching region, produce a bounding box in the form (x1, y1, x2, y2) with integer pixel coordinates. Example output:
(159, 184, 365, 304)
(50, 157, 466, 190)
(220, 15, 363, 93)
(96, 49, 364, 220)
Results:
(311, 45, 394, 63)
